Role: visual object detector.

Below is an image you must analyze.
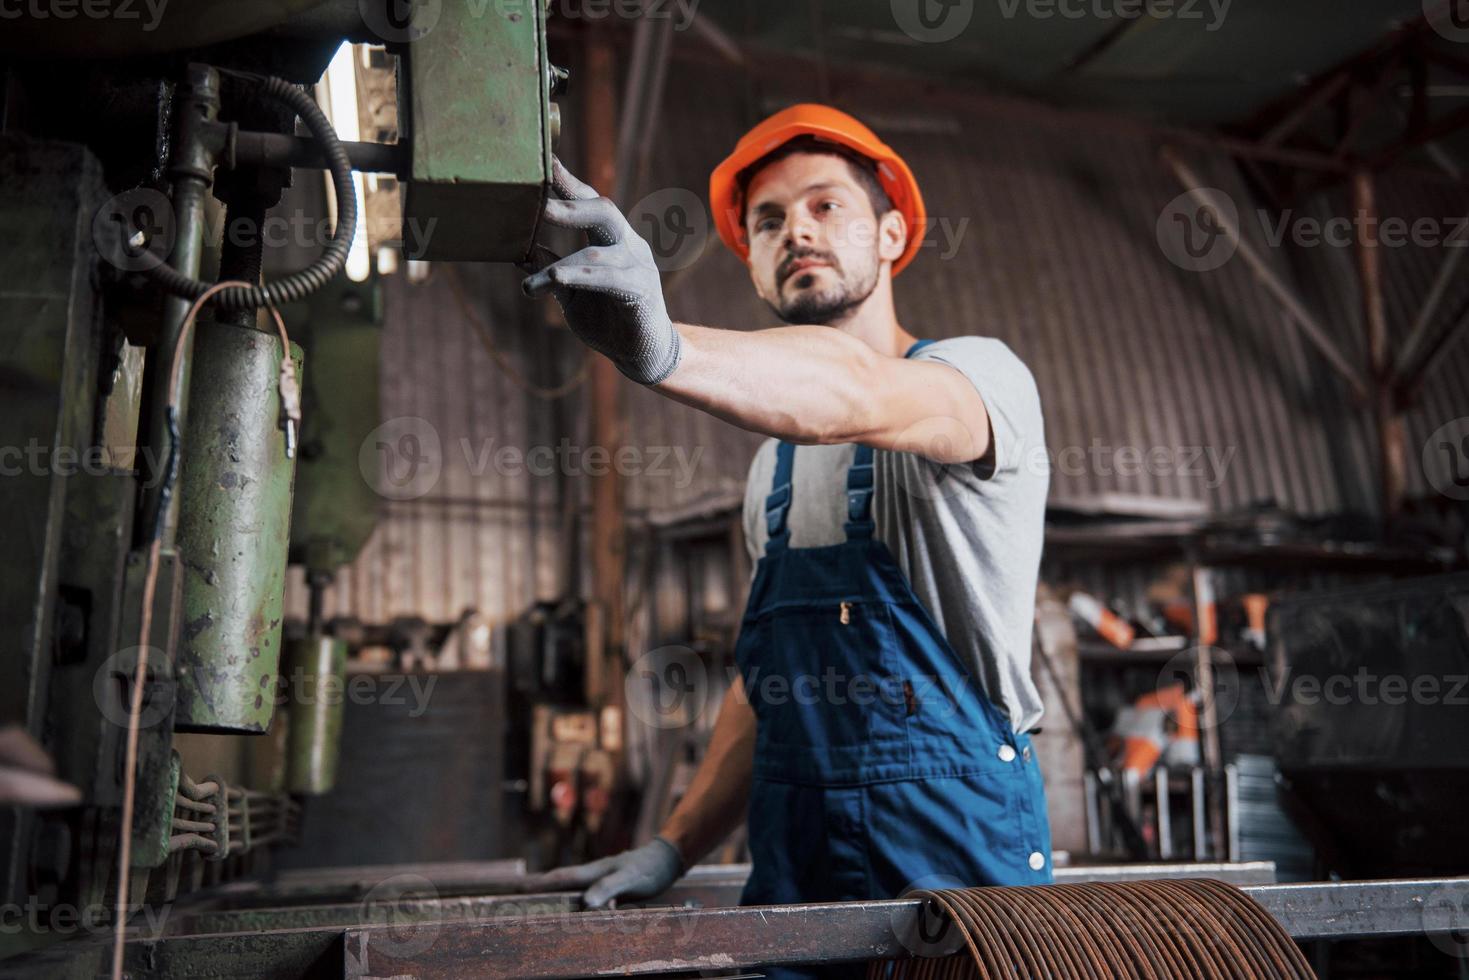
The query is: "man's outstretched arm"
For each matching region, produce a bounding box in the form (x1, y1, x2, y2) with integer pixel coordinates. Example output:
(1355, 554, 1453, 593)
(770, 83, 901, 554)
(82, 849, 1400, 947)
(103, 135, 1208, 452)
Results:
(658, 322, 991, 463)
(522, 158, 991, 465)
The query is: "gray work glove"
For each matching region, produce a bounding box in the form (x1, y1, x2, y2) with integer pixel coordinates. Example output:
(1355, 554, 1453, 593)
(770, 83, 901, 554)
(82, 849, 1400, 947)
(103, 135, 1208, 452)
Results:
(521, 157, 682, 386)
(534, 836, 684, 909)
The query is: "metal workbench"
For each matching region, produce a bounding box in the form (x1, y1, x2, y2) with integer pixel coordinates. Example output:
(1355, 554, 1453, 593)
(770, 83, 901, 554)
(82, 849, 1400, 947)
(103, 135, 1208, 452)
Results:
(6, 862, 1466, 978)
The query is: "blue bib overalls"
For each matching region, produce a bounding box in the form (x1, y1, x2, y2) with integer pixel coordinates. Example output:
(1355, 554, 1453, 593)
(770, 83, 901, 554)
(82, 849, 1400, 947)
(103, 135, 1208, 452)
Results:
(733, 341, 1052, 977)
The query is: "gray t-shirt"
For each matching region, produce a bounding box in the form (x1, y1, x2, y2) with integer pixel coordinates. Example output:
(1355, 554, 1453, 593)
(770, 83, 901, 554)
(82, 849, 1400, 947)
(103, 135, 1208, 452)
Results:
(741, 336, 1047, 733)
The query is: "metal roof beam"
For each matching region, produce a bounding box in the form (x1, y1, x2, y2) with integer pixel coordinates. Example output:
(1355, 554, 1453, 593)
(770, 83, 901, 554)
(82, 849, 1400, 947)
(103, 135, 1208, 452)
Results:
(1159, 146, 1369, 401)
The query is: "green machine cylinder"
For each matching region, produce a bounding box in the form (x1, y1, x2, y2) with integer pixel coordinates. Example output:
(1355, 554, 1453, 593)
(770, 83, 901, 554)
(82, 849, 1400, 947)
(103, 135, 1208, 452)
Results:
(282, 635, 347, 794)
(174, 319, 301, 733)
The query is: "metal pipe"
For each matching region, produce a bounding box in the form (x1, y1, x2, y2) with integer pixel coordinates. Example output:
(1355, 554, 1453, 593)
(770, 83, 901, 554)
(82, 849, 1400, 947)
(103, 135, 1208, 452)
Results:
(215, 194, 267, 330)
(167, 833, 218, 854)
(178, 774, 218, 800)
(1155, 767, 1171, 860)
(174, 797, 215, 814)
(327, 877, 1469, 978)
(282, 636, 348, 795)
(1123, 768, 1141, 831)
(1352, 169, 1406, 517)
(169, 817, 214, 833)
(151, 862, 1283, 941)
(230, 130, 404, 176)
(1191, 766, 1207, 860)
(62, 874, 1452, 977)
(583, 35, 629, 704)
(1083, 771, 1101, 853)
(1225, 762, 1241, 863)
(139, 64, 222, 547)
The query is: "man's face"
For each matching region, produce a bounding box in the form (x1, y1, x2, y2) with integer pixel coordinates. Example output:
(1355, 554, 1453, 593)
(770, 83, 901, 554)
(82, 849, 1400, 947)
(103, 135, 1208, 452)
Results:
(742, 152, 907, 324)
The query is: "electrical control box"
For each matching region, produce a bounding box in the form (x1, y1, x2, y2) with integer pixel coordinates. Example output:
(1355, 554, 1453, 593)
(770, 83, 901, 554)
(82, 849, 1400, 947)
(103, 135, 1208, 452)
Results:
(399, 0, 556, 262)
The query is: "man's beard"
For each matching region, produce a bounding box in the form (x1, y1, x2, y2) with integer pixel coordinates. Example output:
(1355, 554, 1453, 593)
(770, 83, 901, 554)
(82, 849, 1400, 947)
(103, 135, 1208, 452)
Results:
(770, 249, 880, 325)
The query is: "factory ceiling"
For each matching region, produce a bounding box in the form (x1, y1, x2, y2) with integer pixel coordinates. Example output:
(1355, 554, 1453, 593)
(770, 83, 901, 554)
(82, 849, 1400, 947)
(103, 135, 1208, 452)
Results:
(698, 0, 1440, 125)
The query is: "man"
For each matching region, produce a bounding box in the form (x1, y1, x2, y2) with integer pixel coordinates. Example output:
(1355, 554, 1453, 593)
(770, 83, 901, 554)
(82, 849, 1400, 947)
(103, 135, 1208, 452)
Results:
(524, 105, 1052, 931)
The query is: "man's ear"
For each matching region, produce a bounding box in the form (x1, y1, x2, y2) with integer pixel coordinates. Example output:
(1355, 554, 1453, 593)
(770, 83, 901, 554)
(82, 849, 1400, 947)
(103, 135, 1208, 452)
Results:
(878, 209, 908, 264)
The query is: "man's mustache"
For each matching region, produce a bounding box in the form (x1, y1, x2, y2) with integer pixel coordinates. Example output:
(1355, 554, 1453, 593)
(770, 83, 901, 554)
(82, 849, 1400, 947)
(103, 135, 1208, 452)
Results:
(778, 248, 839, 285)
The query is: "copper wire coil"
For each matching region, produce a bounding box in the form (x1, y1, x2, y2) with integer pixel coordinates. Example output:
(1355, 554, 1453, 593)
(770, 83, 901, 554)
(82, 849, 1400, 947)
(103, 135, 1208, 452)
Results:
(869, 878, 1315, 979)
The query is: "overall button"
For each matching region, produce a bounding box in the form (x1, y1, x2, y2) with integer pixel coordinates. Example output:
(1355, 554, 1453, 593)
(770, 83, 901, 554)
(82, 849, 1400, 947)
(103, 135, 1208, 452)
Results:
(997, 744, 1017, 763)
(1028, 851, 1046, 871)
(1022, 745, 1032, 763)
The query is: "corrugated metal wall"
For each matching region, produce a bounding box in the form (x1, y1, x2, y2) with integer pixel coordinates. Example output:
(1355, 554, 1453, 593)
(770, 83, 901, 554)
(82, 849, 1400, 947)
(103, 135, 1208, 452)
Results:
(302, 50, 1469, 626)
(289, 265, 577, 624)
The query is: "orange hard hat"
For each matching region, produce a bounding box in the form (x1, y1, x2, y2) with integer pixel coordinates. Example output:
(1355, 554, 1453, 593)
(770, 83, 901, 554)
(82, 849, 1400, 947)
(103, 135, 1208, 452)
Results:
(709, 104, 927, 276)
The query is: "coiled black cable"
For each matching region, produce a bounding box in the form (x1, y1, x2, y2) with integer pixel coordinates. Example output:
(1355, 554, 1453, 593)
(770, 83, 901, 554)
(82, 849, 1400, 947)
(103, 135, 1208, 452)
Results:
(148, 73, 358, 311)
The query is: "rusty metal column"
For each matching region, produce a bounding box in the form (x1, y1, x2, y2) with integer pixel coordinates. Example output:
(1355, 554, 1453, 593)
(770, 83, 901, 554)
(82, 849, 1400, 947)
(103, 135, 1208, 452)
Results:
(581, 35, 628, 740)
(1351, 170, 1406, 518)
(139, 64, 222, 546)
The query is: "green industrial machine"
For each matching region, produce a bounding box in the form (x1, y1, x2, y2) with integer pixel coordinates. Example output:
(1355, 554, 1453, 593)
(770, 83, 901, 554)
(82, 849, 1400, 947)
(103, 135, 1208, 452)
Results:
(281, 275, 385, 798)
(173, 324, 304, 735)
(280, 636, 349, 796)
(286, 277, 384, 579)
(400, 0, 557, 260)
(0, 2, 560, 973)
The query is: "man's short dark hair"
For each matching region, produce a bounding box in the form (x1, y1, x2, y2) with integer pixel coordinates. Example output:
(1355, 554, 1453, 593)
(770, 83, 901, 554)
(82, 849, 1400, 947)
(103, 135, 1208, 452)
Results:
(736, 135, 895, 227)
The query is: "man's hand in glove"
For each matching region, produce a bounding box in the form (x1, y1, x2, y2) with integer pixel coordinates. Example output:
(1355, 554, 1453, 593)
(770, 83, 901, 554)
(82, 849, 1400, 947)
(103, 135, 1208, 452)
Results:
(532, 836, 685, 909)
(521, 157, 683, 386)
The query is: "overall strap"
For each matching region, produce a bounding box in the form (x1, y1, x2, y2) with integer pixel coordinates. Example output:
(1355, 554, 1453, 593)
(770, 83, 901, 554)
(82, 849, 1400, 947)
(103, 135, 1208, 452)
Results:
(842, 339, 934, 541)
(765, 440, 796, 551)
(843, 443, 876, 540)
